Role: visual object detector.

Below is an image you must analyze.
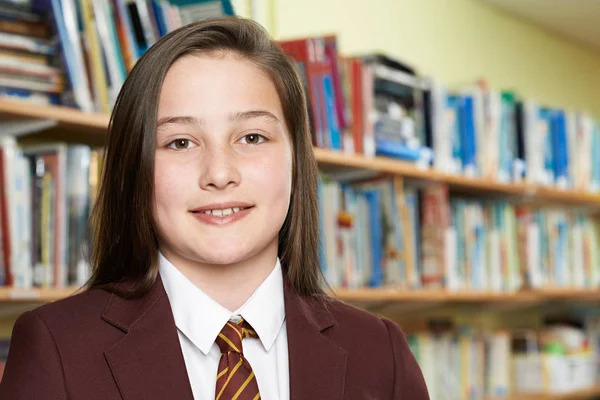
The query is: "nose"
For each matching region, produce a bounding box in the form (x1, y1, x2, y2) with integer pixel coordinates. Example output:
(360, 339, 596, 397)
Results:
(198, 144, 241, 191)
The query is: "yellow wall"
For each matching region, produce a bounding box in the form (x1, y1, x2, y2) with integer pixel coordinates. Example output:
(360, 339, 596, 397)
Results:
(269, 0, 600, 118)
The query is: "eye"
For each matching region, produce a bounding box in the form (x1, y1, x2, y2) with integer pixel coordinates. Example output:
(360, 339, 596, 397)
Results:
(167, 139, 196, 150)
(240, 133, 266, 145)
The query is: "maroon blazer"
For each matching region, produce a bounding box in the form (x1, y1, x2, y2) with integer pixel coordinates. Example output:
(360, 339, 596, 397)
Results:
(0, 275, 430, 399)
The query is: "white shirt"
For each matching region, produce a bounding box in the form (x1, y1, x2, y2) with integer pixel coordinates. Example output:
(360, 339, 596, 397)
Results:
(158, 252, 290, 400)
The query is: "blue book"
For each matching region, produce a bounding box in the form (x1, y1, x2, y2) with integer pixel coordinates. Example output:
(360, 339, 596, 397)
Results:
(460, 96, 477, 175)
(539, 107, 554, 184)
(322, 73, 341, 150)
(556, 217, 568, 286)
(152, 0, 169, 37)
(551, 110, 569, 186)
(362, 190, 384, 288)
(33, 0, 92, 110)
(404, 188, 421, 287)
(447, 95, 463, 172)
(375, 139, 421, 161)
(168, 0, 235, 15)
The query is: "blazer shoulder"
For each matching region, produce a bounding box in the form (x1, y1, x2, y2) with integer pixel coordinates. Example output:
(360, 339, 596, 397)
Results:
(320, 296, 430, 399)
(322, 295, 394, 339)
(28, 287, 112, 332)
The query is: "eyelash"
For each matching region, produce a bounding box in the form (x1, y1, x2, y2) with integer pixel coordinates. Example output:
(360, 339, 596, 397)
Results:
(166, 133, 267, 151)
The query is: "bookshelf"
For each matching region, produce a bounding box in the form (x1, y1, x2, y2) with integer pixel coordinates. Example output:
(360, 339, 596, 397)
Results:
(333, 288, 600, 304)
(0, 286, 81, 303)
(3, 99, 600, 308)
(0, 3, 598, 395)
(3, 99, 600, 208)
(1, 283, 600, 306)
(315, 148, 600, 208)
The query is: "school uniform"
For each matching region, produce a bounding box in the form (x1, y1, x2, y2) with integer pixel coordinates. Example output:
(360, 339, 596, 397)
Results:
(0, 254, 430, 400)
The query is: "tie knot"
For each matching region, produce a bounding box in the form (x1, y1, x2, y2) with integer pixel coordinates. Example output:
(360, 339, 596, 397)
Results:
(215, 318, 258, 355)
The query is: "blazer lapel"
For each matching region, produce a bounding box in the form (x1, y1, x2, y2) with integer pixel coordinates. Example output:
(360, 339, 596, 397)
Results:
(101, 275, 194, 400)
(284, 282, 348, 400)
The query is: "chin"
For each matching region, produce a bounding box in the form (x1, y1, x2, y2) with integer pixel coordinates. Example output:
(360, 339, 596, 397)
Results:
(190, 244, 258, 266)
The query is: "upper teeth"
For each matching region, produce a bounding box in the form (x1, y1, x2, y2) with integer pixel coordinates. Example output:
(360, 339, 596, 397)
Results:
(203, 207, 241, 216)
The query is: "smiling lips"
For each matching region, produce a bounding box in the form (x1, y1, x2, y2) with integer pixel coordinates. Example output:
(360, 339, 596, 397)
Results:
(190, 202, 254, 225)
(197, 206, 249, 216)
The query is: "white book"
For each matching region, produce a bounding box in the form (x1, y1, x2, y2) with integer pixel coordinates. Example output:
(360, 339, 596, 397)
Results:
(572, 217, 585, 288)
(528, 223, 543, 288)
(524, 101, 544, 184)
(0, 136, 20, 286)
(361, 65, 376, 158)
(428, 79, 453, 173)
(14, 155, 32, 288)
(56, 0, 94, 112)
(486, 331, 510, 398)
(576, 114, 592, 191)
(484, 90, 501, 181)
(488, 229, 502, 292)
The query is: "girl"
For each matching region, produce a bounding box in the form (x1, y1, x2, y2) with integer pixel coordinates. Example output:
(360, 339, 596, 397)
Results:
(0, 17, 429, 400)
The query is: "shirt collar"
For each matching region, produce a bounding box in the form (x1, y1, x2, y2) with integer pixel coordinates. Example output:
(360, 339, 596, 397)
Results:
(158, 251, 285, 355)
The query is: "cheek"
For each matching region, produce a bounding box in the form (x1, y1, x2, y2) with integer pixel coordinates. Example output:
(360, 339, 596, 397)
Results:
(153, 158, 192, 215)
(252, 147, 292, 198)
(242, 151, 292, 218)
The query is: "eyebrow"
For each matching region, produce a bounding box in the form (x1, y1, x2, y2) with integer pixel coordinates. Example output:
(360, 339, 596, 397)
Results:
(156, 115, 203, 129)
(156, 110, 281, 129)
(228, 110, 281, 125)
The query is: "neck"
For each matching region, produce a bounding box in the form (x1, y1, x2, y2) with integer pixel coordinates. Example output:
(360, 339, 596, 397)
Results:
(159, 240, 279, 312)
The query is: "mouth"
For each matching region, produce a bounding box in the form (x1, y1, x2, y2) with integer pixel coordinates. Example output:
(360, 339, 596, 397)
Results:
(190, 205, 254, 217)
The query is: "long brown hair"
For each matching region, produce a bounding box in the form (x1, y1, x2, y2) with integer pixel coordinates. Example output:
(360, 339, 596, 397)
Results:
(86, 17, 324, 298)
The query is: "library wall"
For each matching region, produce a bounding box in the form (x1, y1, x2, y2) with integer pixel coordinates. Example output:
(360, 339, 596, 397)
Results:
(273, 0, 600, 118)
(1, 1, 599, 397)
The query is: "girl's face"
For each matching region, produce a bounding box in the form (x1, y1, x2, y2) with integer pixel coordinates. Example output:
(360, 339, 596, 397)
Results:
(153, 53, 293, 268)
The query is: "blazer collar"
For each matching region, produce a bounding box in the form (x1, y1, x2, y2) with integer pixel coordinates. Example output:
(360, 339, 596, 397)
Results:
(284, 280, 348, 400)
(101, 274, 347, 400)
(101, 274, 195, 400)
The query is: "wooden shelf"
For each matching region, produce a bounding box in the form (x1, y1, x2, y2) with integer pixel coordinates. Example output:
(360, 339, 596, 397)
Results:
(313, 148, 600, 208)
(1, 100, 600, 207)
(333, 288, 540, 303)
(0, 99, 109, 136)
(0, 285, 600, 305)
(332, 287, 600, 305)
(499, 386, 600, 399)
(0, 286, 82, 302)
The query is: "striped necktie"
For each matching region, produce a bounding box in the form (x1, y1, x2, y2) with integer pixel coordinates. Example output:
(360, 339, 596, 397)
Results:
(214, 318, 261, 400)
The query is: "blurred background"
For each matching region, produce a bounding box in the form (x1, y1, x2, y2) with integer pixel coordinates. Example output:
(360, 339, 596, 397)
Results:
(0, 0, 599, 399)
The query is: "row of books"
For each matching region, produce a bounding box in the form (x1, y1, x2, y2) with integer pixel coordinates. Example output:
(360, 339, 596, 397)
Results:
(318, 175, 600, 292)
(3, 3, 598, 192)
(429, 82, 600, 192)
(2, 1, 598, 192)
(279, 35, 600, 192)
(0, 0, 234, 111)
(1, 132, 599, 291)
(0, 136, 103, 288)
(0, 0, 63, 105)
(408, 316, 600, 399)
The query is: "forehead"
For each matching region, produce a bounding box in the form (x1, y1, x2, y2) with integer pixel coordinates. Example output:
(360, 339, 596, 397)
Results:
(158, 52, 284, 121)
